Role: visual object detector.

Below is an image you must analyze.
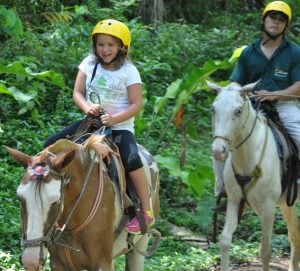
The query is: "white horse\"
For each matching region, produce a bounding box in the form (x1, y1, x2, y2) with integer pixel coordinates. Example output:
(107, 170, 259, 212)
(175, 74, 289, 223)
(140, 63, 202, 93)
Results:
(207, 81, 300, 271)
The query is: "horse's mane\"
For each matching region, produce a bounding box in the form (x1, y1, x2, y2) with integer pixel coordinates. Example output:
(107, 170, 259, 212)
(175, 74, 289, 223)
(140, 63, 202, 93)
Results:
(83, 134, 118, 160)
(42, 135, 118, 167)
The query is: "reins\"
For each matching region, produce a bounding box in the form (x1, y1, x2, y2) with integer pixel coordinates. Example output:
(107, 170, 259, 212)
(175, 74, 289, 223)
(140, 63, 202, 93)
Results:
(57, 152, 105, 270)
(235, 99, 259, 149)
(55, 152, 104, 235)
(250, 93, 300, 99)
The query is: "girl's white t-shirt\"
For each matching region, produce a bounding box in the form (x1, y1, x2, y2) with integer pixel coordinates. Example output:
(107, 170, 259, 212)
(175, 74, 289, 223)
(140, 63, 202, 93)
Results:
(78, 54, 142, 133)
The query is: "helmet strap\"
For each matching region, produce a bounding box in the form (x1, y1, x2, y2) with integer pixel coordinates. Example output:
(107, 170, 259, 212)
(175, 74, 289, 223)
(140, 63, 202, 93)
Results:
(262, 28, 285, 45)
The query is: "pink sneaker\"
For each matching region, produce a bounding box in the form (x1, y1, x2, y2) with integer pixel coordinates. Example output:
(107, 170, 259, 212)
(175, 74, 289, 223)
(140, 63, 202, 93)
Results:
(126, 210, 155, 235)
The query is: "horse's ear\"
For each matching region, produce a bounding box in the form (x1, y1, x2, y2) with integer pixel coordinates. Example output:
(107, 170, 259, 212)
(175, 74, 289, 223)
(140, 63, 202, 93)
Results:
(50, 150, 76, 172)
(243, 80, 261, 94)
(206, 80, 222, 94)
(3, 145, 31, 168)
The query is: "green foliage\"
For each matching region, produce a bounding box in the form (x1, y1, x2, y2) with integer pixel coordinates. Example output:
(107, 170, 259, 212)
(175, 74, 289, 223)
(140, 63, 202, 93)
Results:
(0, 61, 65, 117)
(0, 6, 23, 40)
(42, 10, 73, 24)
(0, 61, 65, 87)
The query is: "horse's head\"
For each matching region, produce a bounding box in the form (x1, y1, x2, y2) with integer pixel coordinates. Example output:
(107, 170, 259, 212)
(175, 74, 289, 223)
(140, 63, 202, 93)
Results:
(4, 145, 75, 271)
(207, 80, 258, 161)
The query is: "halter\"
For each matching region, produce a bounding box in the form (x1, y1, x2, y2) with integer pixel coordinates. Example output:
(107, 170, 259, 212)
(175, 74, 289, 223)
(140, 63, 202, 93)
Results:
(213, 94, 255, 150)
(20, 168, 72, 247)
(20, 163, 69, 268)
(20, 150, 105, 269)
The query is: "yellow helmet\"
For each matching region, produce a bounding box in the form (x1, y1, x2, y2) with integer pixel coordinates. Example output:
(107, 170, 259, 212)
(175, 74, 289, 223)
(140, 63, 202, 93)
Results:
(262, 1, 292, 25)
(92, 19, 131, 52)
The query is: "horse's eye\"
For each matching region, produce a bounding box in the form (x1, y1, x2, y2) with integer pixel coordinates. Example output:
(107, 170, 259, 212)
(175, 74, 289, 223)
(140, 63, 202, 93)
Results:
(234, 108, 242, 118)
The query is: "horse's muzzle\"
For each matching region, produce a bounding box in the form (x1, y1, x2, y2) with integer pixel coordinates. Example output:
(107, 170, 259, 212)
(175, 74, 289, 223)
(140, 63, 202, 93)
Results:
(212, 135, 232, 161)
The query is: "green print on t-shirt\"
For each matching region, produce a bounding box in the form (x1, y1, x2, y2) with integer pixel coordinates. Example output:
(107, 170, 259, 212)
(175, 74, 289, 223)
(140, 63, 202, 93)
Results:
(96, 76, 106, 88)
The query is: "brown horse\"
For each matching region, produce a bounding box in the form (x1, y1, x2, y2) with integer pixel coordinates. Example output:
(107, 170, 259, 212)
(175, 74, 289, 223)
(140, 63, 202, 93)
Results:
(5, 134, 160, 271)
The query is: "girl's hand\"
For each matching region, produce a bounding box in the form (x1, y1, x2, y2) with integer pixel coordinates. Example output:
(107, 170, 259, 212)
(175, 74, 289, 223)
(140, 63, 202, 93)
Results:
(101, 113, 113, 126)
(88, 104, 101, 116)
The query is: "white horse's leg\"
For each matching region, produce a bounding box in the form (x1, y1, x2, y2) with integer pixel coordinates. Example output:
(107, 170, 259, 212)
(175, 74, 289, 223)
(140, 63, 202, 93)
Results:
(220, 200, 239, 271)
(280, 204, 300, 271)
(258, 202, 276, 271)
(213, 159, 225, 196)
(125, 234, 150, 271)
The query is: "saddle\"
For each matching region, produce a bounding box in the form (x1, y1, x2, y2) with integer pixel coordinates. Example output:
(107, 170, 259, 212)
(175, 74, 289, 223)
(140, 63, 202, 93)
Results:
(68, 114, 148, 234)
(259, 101, 299, 206)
